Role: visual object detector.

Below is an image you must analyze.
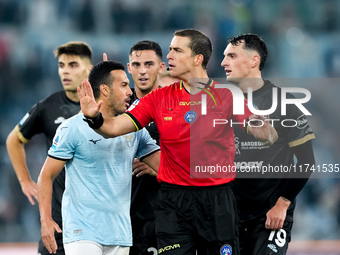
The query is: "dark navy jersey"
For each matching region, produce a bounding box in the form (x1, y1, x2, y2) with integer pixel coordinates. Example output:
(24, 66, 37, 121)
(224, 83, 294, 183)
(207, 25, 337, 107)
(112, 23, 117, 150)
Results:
(17, 90, 80, 225)
(130, 88, 161, 220)
(232, 80, 315, 223)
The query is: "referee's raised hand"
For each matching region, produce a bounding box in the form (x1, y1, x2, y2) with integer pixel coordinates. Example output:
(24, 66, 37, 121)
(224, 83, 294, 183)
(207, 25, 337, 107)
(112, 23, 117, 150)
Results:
(78, 79, 102, 118)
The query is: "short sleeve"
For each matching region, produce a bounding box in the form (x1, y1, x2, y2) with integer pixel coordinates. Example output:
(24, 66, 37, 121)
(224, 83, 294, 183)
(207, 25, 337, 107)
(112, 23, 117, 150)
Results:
(135, 128, 160, 161)
(125, 90, 158, 130)
(283, 96, 315, 147)
(48, 120, 78, 160)
(17, 103, 43, 142)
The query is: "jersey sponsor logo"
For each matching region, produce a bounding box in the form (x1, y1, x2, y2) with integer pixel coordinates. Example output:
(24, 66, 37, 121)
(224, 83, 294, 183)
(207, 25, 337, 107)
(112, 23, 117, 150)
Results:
(220, 244, 232, 255)
(241, 141, 264, 147)
(89, 139, 101, 144)
(73, 229, 83, 235)
(19, 113, 29, 126)
(179, 101, 201, 106)
(51, 135, 60, 150)
(123, 134, 134, 147)
(127, 99, 140, 111)
(234, 136, 240, 155)
(267, 243, 278, 253)
(234, 135, 267, 151)
(296, 114, 308, 129)
(164, 117, 172, 121)
(234, 161, 264, 169)
(158, 244, 180, 254)
(184, 110, 197, 123)
(54, 116, 66, 124)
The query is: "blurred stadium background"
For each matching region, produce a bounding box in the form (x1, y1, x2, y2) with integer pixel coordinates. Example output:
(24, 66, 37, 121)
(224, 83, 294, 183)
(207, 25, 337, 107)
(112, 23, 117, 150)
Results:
(0, 0, 339, 254)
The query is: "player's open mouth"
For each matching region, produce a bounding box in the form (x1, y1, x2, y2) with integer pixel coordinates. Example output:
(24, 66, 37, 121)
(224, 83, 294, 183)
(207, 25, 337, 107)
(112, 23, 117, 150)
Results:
(139, 78, 149, 85)
(63, 79, 72, 84)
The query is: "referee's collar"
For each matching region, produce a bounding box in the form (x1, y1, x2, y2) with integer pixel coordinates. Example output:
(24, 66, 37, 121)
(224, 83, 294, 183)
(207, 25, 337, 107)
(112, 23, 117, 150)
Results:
(179, 78, 214, 90)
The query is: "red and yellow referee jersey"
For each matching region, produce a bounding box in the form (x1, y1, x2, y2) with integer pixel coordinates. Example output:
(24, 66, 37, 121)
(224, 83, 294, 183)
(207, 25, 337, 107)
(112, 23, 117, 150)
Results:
(125, 80, 252, 186)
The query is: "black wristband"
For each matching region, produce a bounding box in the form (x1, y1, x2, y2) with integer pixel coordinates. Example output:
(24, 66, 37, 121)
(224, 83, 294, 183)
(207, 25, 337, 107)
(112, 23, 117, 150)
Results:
(83, 112, 104, 129)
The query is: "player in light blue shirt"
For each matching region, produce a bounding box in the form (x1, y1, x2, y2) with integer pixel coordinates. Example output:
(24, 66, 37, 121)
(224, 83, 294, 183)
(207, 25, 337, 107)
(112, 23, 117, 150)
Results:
(38, 61, 160, 255)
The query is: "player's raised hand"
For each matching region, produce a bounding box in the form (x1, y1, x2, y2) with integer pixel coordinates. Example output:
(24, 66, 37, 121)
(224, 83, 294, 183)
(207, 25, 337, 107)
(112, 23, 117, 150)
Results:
(103, 53, 108, 61)
(78, 79, 103, 118)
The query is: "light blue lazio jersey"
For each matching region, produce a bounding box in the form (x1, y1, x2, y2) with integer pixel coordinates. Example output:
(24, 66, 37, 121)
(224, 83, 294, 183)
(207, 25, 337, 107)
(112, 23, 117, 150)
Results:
(48, 113, 160, 246)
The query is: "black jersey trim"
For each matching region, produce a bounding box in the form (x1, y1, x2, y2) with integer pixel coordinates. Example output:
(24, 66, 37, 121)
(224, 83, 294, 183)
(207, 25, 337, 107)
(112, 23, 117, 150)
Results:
(139, 148, 161, 162)
(48, 154, 70, 162)
(289, 133, 315, 148)
(124, 112, 143, 131)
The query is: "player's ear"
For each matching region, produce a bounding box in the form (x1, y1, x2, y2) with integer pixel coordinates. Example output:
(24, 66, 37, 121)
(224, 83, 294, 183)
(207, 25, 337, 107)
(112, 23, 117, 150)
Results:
(100, 84, 110, 97)
(158, 62, 166, 74)
(86, 64, 93, 77)
(251, 55, 260, 69)
(194, 54, 204, 67)
(127, 63, 132, 74)
(84, 65, 92, 81)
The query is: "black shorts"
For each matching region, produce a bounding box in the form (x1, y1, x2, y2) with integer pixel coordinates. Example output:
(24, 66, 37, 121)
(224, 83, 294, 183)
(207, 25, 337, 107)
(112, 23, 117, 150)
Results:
(38, 232, 64, 255)
(130, 219, 158, 255)
(155, 183, 239, 255)
(238, 216, 293, 255)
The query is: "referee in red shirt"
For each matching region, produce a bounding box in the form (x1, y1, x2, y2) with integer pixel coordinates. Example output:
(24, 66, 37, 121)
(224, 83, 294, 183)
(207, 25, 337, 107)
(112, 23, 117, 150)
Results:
(79, 29, 278, 255)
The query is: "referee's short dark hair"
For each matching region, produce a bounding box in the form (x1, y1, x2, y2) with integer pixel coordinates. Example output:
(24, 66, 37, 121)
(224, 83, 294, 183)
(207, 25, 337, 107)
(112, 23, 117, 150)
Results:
(89, 61, 125, 99)
(174, 29, 212, 70)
